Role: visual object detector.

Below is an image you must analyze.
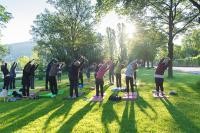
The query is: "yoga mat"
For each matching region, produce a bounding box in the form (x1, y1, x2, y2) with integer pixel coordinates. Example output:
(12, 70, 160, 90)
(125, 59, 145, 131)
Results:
(90, 93, 106, 102)
(153, 93, 169, 98)
(39, 89, 65, 98)
(90, 96, 104, 102)
(122, 92, 137, 101)
(111, 87, 126, 92)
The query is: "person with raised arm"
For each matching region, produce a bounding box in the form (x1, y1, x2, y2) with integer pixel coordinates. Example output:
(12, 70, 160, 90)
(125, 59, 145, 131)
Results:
(95, 60, 112, 97)
(155, 57, 170, 96)
(125, 60, 138, 95)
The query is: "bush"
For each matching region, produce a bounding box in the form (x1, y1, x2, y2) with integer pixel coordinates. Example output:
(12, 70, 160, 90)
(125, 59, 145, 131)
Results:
(36, 64, 45, 80)
(174, 55, 200, 67)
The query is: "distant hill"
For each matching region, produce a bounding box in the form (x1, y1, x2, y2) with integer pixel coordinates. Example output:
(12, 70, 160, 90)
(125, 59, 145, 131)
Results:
(3, 41, 37, 61)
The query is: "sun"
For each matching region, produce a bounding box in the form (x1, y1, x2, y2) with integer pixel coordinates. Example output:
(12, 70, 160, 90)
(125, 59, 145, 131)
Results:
(95, 10, 136, 39)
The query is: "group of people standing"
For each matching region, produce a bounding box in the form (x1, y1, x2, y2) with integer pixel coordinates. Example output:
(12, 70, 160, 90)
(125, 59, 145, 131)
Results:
(1, 62, 17, 90)
(1, 56, 170, 99)
(0, 59, 39, 97)
(94, 59, 139, 98)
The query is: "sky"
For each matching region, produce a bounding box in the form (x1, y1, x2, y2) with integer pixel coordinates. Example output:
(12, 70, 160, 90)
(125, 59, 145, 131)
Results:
(0, 0, 53, 44)
(0, 0, 181, 45)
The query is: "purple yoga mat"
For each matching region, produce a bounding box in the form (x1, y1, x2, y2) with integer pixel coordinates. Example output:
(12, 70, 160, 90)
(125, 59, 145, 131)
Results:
(90, 96, 104, 102)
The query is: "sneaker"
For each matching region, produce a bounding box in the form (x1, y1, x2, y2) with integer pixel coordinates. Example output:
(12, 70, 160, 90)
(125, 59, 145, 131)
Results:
(160, 92, 165, 96)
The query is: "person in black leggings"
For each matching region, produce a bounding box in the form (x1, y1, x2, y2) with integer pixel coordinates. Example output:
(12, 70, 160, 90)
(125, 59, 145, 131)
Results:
(1, 62, 10, 90)
(10, 62, 17, 89)
(155, 57, 170, 96)
(22, 60, 38, 97)
(68, 56, 86, 98)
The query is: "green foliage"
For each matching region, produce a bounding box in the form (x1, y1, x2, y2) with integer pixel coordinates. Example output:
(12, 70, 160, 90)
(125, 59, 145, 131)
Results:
(0, 4, 12, 60)
(0, 44, 8, 60)
(174, 55, 200, 67)
(96, 0, 200, 78)
(181, 29, 200, 58)
(32, 0, 103, 65)
(37, 63, 45, 80)
(0, 4, 12, 28)
(117, 23, 128, 61)
(17, 56, 30, 70)
(128, 24, 167, 65)
(106, 27, 116, 60)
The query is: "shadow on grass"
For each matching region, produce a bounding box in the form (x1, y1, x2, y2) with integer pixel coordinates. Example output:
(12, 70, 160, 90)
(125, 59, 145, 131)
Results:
(58, 101, 96, 132)
(135, 96, 157, 119)
(43, 99, 74, 131)
(160, 98, 200, 132)
(120, 101, 137, 133)
(101, 100, 121, 132)
(0, 99, 66, 132)
(43, 84, 94, 131)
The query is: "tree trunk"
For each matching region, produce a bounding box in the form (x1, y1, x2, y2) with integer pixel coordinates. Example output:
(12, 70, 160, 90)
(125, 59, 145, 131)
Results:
(147, 60, 150, 68)
(142, 60, 145, 67)
(151, 60, 154, 68)
(168, 0, 174, 78)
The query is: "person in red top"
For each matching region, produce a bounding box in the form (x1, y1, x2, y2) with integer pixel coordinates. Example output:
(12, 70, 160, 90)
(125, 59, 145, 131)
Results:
(155, 57, 170, 96)
(95, 60, 111, 97)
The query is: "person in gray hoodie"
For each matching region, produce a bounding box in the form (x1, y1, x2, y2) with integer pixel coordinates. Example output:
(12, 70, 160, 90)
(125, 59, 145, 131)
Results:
(48, 60, 65, 96)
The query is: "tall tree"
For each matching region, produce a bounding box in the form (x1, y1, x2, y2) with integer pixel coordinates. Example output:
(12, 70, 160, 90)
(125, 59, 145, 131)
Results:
(0, 4, 12, 60)
(181, 29, 200, 57)
(129, 25, 167, 67)
(117, 23, 128, 61)
(32, 0, 103, 65)
(106, 27, 116, 60)
(97, 0, 200, 78)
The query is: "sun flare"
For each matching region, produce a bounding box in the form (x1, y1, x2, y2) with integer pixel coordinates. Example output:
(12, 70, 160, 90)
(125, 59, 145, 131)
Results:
(95, 11, 136, 38)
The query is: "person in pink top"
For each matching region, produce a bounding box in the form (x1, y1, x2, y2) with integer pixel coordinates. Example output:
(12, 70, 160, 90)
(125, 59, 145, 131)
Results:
(95, 61, 111, 97)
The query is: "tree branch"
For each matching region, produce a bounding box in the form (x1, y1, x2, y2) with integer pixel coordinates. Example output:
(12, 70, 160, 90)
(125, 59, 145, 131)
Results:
(173, 12, 200, 37)
(189, 0, 200, 12)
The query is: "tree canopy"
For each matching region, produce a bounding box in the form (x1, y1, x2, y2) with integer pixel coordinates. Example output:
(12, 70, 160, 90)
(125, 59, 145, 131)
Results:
(96, 0, 200, 78)
(0, 4, 12, 60)
(32, 0, 104, 66)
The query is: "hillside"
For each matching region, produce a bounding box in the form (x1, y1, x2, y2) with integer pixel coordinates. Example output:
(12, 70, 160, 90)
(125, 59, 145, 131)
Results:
(3, 41, 36, 61)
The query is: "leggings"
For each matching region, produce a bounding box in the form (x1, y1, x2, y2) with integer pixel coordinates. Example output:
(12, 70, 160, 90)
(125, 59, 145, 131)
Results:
(3, 76, 10, 90)
(126, 76, 134, 93)
(10, 77, 15, 89)
(115, 73, 121, 87)
(155, 78, 164, 92)
(95, 78, 104, 97)
(69, 78, 79, 97)
(109, 72, 114, 83)
(49, 76, 58, 95)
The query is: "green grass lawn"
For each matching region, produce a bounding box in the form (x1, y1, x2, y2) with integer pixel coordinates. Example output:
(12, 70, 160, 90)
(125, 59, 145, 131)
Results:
(0, 69, 200, 133)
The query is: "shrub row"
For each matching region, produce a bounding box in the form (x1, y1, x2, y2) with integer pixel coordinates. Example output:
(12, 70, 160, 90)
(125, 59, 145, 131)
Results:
(174, 55, 200, 67)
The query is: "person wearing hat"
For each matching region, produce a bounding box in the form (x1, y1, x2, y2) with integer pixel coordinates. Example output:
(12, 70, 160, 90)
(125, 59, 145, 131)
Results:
(155, 57, 170, 96)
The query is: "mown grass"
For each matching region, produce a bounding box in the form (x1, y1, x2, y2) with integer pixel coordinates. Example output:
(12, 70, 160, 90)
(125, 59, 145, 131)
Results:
(0, 69, 200, 133)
